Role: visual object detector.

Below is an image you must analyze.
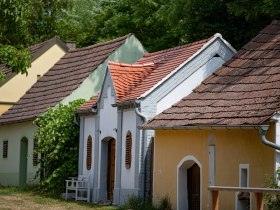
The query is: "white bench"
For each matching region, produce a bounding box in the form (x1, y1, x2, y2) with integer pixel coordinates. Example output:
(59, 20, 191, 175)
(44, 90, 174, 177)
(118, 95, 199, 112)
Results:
(65, 175, 90, 202)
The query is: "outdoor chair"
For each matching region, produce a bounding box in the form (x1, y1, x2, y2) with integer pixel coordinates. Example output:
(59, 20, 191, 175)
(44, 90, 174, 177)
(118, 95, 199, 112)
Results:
(65, 175, 90, 202)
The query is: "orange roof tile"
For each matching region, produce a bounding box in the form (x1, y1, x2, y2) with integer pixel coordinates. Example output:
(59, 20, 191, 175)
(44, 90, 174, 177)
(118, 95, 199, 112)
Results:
(116, 38, 210, 102)
(109, 61, 156, 102)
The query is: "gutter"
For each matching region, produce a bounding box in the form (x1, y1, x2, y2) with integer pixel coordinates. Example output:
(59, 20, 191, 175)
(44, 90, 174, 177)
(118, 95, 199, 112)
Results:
(140, 122, 280, 151)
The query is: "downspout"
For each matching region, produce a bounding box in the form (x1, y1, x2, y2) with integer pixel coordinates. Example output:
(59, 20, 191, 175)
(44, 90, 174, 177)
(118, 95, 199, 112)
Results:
(135, 104, 148, 200)
(259, 125, 280, 150)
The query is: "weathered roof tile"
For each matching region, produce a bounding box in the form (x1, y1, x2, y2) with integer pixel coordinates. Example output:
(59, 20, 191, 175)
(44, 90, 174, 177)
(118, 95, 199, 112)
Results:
(0, 35, 131, 125)
(143, 20, 280, 128)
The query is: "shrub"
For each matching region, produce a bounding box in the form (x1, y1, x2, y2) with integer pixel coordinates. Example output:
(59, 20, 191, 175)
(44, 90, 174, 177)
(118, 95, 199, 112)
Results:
(33, 99, 85, 196)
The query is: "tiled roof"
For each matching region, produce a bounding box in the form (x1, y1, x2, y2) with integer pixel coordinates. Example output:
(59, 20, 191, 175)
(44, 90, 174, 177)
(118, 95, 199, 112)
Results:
(143, 20, 280, 128)
(120, 38, 210, 102)
(2, 36, 68, 79)
(0, 34, 131, 125)
(109, 61, 156, 102)
(78, 37, 211, 113)
(76, 94, 99, 114)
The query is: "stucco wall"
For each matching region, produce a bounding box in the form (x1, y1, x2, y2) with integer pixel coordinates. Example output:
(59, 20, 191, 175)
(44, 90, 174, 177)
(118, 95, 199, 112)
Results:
(0, 44, 66, 105)
(82, 115, 96, 189)
(0, 121, 38, 186)
(153, 128, 274, 210)
(121, 109, 137, 189)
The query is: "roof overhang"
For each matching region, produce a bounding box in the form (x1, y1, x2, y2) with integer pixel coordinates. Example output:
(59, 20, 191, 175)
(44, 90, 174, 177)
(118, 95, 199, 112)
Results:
(140, 124, 268, 130)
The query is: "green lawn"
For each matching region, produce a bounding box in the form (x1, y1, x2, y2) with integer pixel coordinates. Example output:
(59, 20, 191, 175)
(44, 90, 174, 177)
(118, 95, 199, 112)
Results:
(0, 187, 117, 210)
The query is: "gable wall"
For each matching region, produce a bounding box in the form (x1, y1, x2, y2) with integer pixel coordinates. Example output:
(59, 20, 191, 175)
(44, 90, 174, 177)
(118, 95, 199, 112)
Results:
(61, 35, 146, 105)
(0, 44, 66, 114)
(141, 38, 235, 118)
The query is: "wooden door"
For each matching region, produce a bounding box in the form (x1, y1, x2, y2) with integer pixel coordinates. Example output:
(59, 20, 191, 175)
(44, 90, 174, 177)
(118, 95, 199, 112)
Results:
(19, 138, 28, 187)
(187, 163, 200, 210)
(107, 138, 116, 201)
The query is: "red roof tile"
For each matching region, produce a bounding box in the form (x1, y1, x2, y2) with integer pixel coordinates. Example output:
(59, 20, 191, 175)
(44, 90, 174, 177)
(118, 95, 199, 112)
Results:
(109, 61, 156, 102)
(0, 34, 131, 125)
(76, 94, 99, 114)
(143, 20, 280, 128)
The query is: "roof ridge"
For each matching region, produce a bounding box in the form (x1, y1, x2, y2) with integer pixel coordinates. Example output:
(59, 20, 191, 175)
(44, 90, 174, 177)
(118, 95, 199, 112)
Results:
(142, 37, 210, 58)
(109, 60, 156, 68)
(72, 34, 132, 52)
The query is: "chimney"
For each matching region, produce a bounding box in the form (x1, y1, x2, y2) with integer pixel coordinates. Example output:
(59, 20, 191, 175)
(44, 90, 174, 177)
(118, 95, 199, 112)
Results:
(65, 41, 76, 50)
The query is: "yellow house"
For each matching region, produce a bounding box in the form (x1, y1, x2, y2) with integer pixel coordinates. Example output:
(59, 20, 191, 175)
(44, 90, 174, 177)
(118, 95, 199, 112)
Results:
(0, 36, 69, 114)
(142, 20, 280, 210)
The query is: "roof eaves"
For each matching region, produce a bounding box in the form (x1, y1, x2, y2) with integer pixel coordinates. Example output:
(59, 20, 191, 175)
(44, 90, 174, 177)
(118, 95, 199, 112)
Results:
(138, 33, 233, 99)
(0, 116, 36, 126)
(140, 124, 264, 130)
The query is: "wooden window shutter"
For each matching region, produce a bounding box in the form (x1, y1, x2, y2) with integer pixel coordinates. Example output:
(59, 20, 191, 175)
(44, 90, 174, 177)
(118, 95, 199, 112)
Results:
(33, 139, 38, 166)
(86, 135, 92, 170)
(125, 131, 132, 169)
(3, 140, 8, 158)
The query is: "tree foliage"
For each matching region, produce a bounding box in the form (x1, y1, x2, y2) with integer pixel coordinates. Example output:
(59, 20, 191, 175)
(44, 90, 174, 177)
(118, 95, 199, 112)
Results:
(33, 99, 85, 195)
(0, 0, 71, 79)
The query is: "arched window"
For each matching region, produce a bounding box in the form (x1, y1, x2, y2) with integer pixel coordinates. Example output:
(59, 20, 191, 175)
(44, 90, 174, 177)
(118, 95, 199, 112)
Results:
(86, 135, 92, 170)
(125, 131, 132, 169)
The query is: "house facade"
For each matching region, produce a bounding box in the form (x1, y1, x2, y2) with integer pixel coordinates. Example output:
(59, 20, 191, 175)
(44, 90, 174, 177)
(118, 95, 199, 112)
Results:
(142, 20, 280, 210)
(77, 34, 236, 205)
(0, 36, 69, 115)
(0, 34, 145, 186)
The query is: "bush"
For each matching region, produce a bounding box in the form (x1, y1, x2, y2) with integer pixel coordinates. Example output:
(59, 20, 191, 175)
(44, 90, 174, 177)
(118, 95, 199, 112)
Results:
(33, 99, 85, 196)
(264, 176, 280, 210)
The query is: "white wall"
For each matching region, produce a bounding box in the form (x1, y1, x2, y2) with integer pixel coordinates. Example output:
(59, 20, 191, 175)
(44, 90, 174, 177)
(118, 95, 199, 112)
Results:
(99, 87, 118, 141)
(156, 57, 224, 114)
(82, 115, 96, 188)
(0, 121, 38, 185)
(121, 109, 137, 189)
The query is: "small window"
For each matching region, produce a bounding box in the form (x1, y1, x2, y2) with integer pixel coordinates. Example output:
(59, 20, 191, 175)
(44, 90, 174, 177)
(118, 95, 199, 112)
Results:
(86, 135, 92, 170)
(3, 140, 8, 158)
(33, 139, 38, 166)
(125, 131, 132, 169)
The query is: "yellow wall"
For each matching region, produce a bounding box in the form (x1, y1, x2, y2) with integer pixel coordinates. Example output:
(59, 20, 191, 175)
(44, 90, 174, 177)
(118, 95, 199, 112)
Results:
(153, 128, 275, 210)
(0, 104, 12, 115)
(0, 44, 66, 115)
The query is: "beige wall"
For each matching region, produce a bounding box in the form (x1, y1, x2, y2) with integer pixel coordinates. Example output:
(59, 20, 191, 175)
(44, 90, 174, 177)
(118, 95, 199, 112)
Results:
(0, 104, 12, 115)
(0, 44, 66, 115)
(153, 128, 275, 210)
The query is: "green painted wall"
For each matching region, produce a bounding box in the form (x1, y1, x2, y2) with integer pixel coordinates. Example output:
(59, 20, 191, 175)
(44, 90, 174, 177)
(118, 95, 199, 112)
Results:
(0, 122, 38, 186)
(61, 35, 146, 105)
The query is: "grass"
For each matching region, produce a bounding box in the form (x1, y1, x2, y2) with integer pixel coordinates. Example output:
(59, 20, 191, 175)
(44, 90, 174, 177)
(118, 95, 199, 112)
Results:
(0, 187, 117, 210)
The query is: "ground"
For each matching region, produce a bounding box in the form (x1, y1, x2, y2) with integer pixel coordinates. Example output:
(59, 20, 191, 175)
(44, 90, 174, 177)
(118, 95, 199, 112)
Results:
(0, 187, 117, 210)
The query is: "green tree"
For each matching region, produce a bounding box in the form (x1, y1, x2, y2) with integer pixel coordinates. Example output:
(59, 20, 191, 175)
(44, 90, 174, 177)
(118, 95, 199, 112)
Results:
(168, 0, 272, 50)
(0, 0, 72, 79)
(33, 99, 85, 195)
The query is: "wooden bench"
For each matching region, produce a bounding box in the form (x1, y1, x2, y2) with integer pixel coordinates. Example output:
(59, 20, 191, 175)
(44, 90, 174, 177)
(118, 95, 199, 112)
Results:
(65, 175, 90, 202)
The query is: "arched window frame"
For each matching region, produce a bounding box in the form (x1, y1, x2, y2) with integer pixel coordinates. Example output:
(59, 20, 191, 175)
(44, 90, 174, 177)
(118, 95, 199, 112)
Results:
(86, 135, 92, 170)
(125, 131, 132, 169)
